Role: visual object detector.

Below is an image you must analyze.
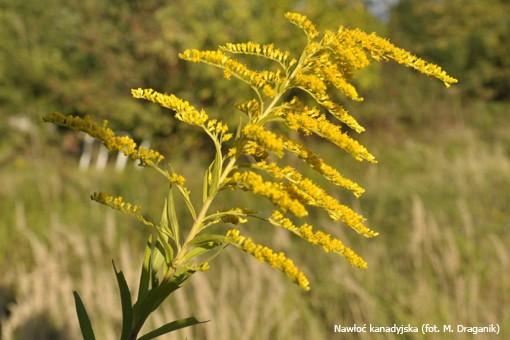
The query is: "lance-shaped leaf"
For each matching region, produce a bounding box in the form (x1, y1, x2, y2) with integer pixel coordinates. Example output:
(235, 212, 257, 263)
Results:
(137, 237, 154, 303)
(132, 271, 193, 334)
(73, 291, 96, 340)
(138, 317, 207, 340)
(113, 262, 133, 340)
(202, 167, 210, 203)
(167, 187, 180, 246)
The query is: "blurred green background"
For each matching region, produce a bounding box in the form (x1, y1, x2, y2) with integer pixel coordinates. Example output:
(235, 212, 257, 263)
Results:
(0, 0, 508, 339)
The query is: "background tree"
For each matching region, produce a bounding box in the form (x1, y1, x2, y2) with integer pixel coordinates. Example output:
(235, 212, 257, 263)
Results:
(389, 0, 510, 101)
(0, 0, 381, 153)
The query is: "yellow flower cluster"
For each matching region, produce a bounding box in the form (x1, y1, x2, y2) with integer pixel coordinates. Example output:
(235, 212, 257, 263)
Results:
(228, 171, 308, 217)
(253, 161, 377, 237)
(285, 181, 377, 238)
(292, 73, 365, 133)
(284, 107, 376, 163)
(303, 41, 323, 59)
(316, 53, 363, 102)
(236, 99, 261, 118)
(167, 172, 186, 186)
(242, 124, 285, 157)
(258, 70, 283, 86)
(226, 229, 310, 290)
(131, 88, 208, 126)
(206, 119, 233, 143)
(323, 30, 370, 76)
(221, 42, 297, 70)
(282, 138, 365, 197)
(294, 72, 328, 96)
(241, 141, 268, 159)
(270, 211, 368, 268)
(341, 27, 458, 87)
(91, 192, 141, 217)
(319, 99, 365, 133)
(43, 112, 164, 165)
(253, 160, 299, 180)
(327, 27, 458, 87)
(284, 12, 319, 40)
(179, 49, 275, 97)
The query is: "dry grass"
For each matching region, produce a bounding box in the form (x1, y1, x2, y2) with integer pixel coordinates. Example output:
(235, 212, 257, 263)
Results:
(3, 186, 508, 339)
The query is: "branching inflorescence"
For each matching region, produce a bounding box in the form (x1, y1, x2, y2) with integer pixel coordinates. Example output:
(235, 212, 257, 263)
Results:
(44, 12, 456, 340)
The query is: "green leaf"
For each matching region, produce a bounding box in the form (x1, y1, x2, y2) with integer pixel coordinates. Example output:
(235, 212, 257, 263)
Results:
(153, 239, 172, 270)
(73, 291, 96, 340)
(192, 245, 225, 266)
(132, 271, 192, 333)
(235, 117, 244, 138)
(176, 186, 197, 220)
(209, 142, 223, 194)
(137, 317, 206, 340)
(159, 199, 170, 235)
(202, 168, 210, 203)
(181, 239, 225, 264)
(137, 237, 153, 303)
(181, 246, 211, 263)
(113, 262, 133, 340)
(188, 234, 226, 247)
(167, 187, 180, 245)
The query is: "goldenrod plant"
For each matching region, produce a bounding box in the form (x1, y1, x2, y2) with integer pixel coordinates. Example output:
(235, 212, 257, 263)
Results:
(44, 12, 456, 340)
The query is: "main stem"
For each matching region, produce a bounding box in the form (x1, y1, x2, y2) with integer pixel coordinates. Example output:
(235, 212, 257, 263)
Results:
(171, 156, 237, 267)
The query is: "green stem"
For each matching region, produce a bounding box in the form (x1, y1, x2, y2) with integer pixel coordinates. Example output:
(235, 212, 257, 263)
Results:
(258, 48, 308, 122)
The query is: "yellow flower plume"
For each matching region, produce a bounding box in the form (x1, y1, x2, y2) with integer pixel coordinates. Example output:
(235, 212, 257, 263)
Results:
(226, 229, 310, 291)
(242, 124, 285, 157)
(228, 171, 308, 218)
(290, 74, 365, 133)
(253, 161, 377, 237)
(221, 42, 297, 70)
(43, 112, 164, 165)
(179, 49, 276, 97)
(131, 88, 208, 126)
(270, 211, 368, 268)
(282, 137, 365, 197)
(326, 27, 458, 87)
(284, 12, 319, 40)
(284, 107, 376, 163)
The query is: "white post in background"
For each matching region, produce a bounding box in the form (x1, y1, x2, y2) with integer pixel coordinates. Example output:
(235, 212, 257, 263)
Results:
(115, 151, 129, 172)
(79, 134, 94, 171)
(95, 144, 109, 170)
